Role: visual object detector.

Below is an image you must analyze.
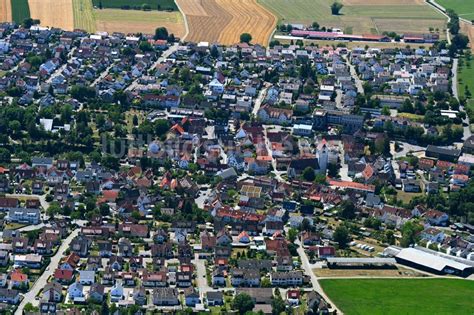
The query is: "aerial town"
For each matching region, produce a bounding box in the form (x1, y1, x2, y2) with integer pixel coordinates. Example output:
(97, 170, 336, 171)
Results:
(0, 1, 473, 314)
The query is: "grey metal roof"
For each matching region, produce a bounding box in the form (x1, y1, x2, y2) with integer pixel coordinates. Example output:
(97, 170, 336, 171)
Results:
(395, 248, 472, 271)
(326, 257, 396, 264)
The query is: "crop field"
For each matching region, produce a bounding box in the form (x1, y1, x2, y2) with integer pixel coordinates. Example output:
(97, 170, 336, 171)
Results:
(436, 0, 474, 21)
(91, 0, 177, 11)
(73, 0, 96, 32)
(11, 0, 30, 23)
(0, 0, 12, 22)
(320, 278, 474, 315)
(259, 0, 446, 36)
(29, 0, 74, 30)
(177, 0, 276, 46)
(95, 8, 185, 36)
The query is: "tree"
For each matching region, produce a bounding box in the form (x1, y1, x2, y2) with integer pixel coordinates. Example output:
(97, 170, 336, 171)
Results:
(24, 303, 39, 312)
(232, 293, 255, 314)
(334, 225, 350, 248)
(302, 166, 316, 182)
(154, 27, 169, 40)
(210, 45, 219, 58)
(0, 148, 11, 163)
(400, 221, 423, 247)
(338, 200, 356, 219)
(154, 119, 170, 137)
(288, 228, 298, 243)
(271, 293, 286, 315)
(240, 33, 252, 44)
(331, 2, 343, 15)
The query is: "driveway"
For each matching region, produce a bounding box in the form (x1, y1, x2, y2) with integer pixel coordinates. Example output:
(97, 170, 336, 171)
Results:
(15, 228, 80, 315)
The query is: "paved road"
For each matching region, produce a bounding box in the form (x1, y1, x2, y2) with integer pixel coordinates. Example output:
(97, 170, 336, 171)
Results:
(192, 254, 212, 295)
(345, 55, 364, 95)
(452, 58, 459, 101)
(262, 126, 287, 183)
(295, 240, 342, 314)
(46, 47, 77, 84)
(91, 62, 115, 87)
(15, 228, 80, 315)
(125, 43, 179, 92)
(252, 85, 270, 116)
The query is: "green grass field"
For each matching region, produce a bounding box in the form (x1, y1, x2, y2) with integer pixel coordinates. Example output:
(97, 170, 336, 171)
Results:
(458, 55, 474, 99)
(458, 57, 474, 123)
(11, 0, 31, 23)
(73, 0, 96, 32)
(436, 0, 474, 21)
(320, 278, 474, 315)
(91, 0, 177, 11)
(258, 0, 446, 35)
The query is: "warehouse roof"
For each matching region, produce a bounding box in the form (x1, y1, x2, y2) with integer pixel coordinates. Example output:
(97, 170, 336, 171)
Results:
(396, 248, 472, 272)
(326, 257, 396, 265)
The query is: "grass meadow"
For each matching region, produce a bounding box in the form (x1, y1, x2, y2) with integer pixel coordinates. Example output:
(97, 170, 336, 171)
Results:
(258, 0, 446, 35)
(320, 278, 474, 315)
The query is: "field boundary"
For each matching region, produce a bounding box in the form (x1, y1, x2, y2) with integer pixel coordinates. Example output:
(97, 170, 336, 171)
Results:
(174, 0, 189, 41)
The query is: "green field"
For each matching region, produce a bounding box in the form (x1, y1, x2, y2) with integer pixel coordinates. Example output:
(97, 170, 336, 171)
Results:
(436, 0, 474, 21)
(458, 55, 474, 99)
(11, 0, 31, 23)
(73, 0, 96, 32)
(320, 278, 474, 315)
(258, 0, 446, 35)
(91, 0, 177, 11)
(458, 56, 474, 122)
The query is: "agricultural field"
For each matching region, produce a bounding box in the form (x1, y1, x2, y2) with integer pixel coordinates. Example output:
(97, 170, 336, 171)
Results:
(11, 0, 30, 23)
(29, 0, 74, 30)
(320, 278, 474, 315)
(436, 0, 474, 21)
(73, 0, 96, 32)
(259, 0, 446, 36)
(91, 0, 177, 11)
(0, 0, 12, 22)
(177, 0, 276, 46)
(95, 8, 185, 37)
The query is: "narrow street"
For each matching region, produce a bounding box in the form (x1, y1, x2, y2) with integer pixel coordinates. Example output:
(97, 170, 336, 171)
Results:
(295, 240, 342, 314)
(262, 125, 287, 183)
(125, 43, 179, 92)
(45, 48, 77, 84)
(344, 55, 364, 95)
(252, 84, 270, 116)
(15, 228, 80, 315)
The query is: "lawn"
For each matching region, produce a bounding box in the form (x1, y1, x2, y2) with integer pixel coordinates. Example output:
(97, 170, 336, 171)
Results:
(11, 0, 30, 23)
(320, 278, 474, 315)
(91, 0, 177, 11)
(458, 55, 474, 99)
(259, 0, 446, 35)
(73, 0, 96, 32)
(436, 0, 474, 21)
(457, 55, 474, 122)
